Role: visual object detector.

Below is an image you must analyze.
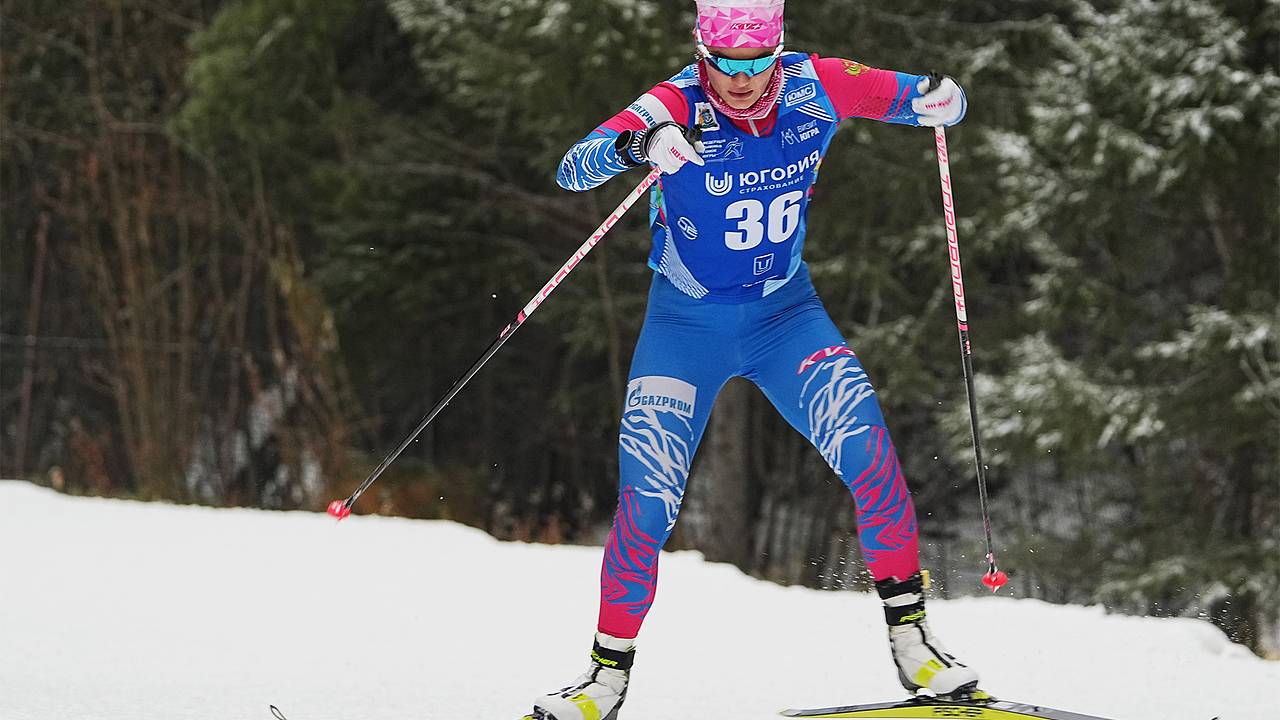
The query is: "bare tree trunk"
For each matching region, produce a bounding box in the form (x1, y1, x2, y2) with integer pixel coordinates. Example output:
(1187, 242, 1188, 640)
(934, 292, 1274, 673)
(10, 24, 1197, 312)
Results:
(687, 377, 752, 567)
(588, 193, 625, 402)
(172, 142, 196, 500)
(15, 211, 50, 479)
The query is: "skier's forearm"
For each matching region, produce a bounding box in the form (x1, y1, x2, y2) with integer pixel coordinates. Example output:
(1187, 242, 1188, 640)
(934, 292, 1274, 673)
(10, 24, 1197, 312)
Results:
(813, 56, 966, 127)
(557, 82, 691, 192)
(557, 131, 636, 193)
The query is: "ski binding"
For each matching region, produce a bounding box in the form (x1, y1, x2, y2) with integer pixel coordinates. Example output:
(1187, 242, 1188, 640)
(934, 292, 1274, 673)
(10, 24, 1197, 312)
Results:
(781, 690, 1120, 720)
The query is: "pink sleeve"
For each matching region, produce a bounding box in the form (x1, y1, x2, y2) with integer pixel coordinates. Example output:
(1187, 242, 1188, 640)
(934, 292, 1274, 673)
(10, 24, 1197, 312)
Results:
(596, 82, 691, 135)
(812, 55, 914, 122)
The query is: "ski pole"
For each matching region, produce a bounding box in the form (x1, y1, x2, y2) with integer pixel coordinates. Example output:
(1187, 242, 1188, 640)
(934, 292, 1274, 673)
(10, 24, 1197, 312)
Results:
(932, 126, 1008, 592)
(327, 166, 664, 520)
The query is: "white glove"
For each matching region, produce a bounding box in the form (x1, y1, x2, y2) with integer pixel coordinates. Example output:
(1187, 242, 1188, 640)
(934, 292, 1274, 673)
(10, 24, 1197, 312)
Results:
(912, 75, 967, 127)
(629, 121, 705, 175)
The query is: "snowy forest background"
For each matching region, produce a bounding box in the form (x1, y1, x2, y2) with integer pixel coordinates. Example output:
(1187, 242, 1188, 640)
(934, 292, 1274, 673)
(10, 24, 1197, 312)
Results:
(3, 0, 1277, 656)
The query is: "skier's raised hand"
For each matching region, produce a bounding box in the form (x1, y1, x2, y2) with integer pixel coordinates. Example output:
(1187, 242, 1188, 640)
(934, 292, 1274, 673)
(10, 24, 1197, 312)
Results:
(620, 121, 705, 175)
(913, 75, 967, 127)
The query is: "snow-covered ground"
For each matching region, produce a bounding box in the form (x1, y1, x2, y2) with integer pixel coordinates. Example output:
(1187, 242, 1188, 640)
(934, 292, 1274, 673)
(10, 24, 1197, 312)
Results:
(1, 480, 1273, 720)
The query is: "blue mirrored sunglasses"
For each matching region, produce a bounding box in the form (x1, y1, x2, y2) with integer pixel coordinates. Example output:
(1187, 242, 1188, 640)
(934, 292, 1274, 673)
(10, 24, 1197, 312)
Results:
(702, 50, 781, 77)
(694, 23, 784, 78)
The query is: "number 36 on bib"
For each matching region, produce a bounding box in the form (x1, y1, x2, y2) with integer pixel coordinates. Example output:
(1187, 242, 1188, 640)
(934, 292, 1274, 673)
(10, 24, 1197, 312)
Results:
(724, 190, 804, 251)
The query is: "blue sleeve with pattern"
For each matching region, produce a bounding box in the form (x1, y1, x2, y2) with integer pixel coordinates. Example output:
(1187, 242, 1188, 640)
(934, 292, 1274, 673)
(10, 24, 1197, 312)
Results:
(557, 130, 635, 193)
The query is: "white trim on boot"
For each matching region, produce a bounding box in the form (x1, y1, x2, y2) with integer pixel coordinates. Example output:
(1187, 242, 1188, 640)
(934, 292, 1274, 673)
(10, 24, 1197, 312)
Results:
(888, 620, 979, 696)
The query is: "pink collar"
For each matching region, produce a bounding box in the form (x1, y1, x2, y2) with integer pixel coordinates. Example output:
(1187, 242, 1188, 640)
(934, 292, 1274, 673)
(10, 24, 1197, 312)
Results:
(696, 59, 783, 122)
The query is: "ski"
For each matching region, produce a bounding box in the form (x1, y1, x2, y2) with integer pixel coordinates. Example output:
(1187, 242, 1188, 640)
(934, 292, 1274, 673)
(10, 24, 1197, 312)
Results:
(781, 695, 1120, 720)
(520, 713, 617, 720)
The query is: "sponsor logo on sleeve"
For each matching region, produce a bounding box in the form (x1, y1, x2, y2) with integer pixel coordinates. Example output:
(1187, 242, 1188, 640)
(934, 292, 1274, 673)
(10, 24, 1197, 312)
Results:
(627, 101, 657, 125)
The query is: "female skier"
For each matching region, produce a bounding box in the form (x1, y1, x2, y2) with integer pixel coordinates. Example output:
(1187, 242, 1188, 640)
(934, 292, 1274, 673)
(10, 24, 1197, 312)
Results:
(533, 2, 977, 718)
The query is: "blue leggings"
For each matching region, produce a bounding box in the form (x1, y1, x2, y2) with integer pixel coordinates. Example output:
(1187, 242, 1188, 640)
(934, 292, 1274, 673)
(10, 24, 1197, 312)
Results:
(598, 265, 920, 638)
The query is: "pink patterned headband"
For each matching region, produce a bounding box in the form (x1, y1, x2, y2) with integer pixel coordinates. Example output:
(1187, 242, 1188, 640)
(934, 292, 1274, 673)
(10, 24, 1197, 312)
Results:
(695, 0, 785, 49)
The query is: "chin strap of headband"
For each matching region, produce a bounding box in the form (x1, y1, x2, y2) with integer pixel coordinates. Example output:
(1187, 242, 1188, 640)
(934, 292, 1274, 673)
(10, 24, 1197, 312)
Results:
(696, 57, 784, 121)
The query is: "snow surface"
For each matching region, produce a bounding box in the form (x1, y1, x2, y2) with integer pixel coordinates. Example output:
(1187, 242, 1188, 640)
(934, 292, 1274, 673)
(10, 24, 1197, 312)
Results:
(1, 480, 1274, 720)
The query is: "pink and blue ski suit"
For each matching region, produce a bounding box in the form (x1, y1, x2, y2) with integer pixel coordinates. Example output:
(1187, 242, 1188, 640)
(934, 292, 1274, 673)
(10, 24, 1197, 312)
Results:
(557, 53, 965, 639)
